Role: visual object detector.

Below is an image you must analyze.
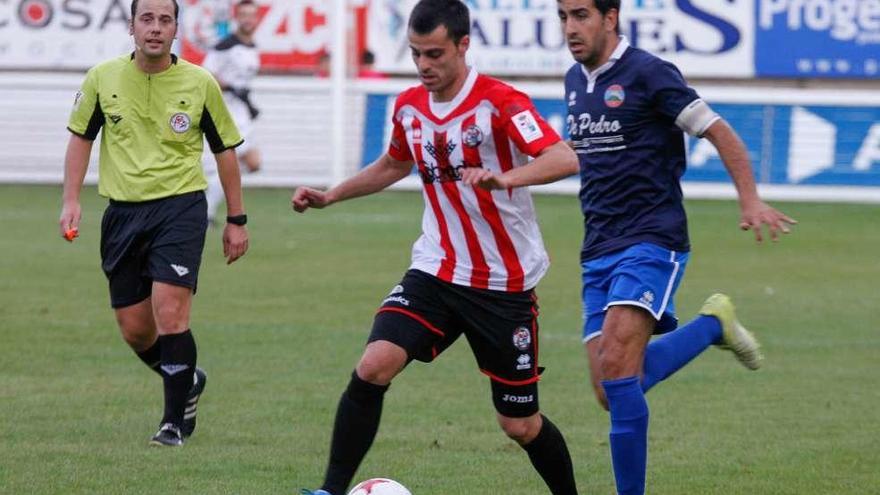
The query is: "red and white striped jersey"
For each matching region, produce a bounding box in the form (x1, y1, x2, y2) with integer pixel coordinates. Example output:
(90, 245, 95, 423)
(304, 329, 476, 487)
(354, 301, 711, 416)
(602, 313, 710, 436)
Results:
(387, 69, 561, 292)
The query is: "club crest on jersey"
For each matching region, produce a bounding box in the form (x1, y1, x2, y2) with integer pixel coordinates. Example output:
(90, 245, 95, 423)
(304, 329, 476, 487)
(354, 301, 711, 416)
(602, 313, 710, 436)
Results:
(512, 326, 532, 351)
(462, 124, 484, 148)
(169, 112, 191, 133)
(604, 85, 625, 108)
(568, 91, 577, 107)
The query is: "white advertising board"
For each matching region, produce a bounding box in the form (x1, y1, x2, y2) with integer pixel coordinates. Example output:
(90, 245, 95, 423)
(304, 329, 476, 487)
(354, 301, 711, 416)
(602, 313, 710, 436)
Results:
(0, 0, 134, 69)
(367, 0, 756, 77)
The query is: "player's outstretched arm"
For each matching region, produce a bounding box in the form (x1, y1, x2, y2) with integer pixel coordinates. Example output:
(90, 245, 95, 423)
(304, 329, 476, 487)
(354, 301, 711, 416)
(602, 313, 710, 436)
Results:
(59, 134, 93, 242)
(461, 141, 578, 190)
(704, 119, 797, 243)
(291, 153, 413, 213)
(214, 149, 249, 264)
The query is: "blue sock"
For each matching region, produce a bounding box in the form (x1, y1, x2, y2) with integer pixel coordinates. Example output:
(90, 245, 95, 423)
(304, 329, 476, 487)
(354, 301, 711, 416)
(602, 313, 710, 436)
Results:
(602, 376, 649, 495)
(642, 315, 722, 392)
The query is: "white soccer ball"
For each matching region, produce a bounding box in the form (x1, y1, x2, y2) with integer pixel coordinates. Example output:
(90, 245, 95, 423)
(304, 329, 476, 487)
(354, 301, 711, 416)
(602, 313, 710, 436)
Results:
(347, 478, 412, 495)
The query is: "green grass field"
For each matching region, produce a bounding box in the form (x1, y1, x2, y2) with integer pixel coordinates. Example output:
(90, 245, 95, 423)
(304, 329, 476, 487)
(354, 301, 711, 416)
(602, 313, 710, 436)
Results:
(2, 184, 878, 494)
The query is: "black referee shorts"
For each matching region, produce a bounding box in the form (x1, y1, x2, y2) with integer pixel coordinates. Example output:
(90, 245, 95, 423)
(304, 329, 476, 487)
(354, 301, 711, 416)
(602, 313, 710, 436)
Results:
(370, 269, 543, 417)
(100, 191, 208, 309)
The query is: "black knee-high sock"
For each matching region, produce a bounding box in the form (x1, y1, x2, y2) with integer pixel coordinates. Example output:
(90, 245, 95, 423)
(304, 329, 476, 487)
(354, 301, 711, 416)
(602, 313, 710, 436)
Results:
(321, 371, 389, 495)
(522, 415, 579, 495)
(135, 339, 162, 376)
(158, 330, 197, 427)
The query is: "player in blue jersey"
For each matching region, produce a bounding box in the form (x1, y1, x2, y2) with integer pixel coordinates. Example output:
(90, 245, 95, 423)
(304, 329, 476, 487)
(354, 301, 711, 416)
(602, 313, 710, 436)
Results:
(557, 1, 797, 494)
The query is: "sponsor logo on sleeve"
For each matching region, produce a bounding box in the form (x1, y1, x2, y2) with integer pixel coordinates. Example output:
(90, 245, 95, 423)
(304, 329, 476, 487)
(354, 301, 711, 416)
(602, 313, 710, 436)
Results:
(512, 110, 544, 143)
(73, 91, 84, 111)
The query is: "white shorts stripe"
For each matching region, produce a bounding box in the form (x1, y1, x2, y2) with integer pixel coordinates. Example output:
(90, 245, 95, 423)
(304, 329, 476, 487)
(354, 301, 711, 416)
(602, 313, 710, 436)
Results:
(657, 249, 680, 319)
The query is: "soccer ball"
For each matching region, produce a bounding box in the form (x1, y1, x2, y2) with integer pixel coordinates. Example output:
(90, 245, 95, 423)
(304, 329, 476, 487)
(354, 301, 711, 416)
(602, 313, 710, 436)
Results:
(347, 478, 412, 495)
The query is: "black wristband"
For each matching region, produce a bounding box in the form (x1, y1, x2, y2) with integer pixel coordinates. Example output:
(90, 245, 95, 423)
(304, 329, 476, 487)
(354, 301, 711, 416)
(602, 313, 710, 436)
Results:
(226, 214, 247, 226)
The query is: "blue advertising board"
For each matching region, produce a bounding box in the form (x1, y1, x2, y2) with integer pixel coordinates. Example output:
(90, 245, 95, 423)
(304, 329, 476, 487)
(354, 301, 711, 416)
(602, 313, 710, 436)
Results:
(362, 93, 880, 187)
(756, 0, 880, 78)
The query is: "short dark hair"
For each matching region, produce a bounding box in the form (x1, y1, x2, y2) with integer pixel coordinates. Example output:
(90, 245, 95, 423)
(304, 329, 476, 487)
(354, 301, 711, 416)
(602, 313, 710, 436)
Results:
(594, 0, 621, 15)
(130, 0, 180, 22)
(594, 0, 620, 32)
(236, 0, 256, 8)
(408, 0, 470, 44)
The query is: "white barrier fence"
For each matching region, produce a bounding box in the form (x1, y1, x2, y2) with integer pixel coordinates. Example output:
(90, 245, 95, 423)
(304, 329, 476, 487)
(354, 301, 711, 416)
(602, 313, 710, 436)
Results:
(1, 73, 878, 204)
(0, 73, 364, 188)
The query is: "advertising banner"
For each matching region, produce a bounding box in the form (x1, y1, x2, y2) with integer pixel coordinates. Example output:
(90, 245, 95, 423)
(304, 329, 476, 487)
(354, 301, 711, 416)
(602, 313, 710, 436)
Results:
(180, 0, 345, 71)
(0, 0, 134, 69)
(686, 104, 880, 186)
(0, 0, 366, 72)
(366, 0, 756, 77)
(361, 92, 880, 187)
(367, 0, 572, 76)
(620, 0, 755, 78)
(2, 0, 876, 77)
(366, 0, 879, 79)
(755, 0, 880, 78)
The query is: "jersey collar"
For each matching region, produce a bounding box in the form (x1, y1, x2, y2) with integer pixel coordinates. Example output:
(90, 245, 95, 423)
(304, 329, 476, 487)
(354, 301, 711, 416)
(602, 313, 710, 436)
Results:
(429, 66, 478, 120)
(232, 33, 256, 48)
(580, 36, 630, 93)
(129, 52, 179, 65)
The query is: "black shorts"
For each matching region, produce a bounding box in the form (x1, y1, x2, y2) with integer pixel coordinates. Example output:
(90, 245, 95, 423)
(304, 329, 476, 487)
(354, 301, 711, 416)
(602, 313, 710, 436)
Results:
(370, 269, 543, 417)
(100, 191, 208, 308)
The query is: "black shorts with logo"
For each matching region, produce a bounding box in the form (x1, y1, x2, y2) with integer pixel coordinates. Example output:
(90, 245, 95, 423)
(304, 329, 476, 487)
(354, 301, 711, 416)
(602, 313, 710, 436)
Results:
(370, 269, 543, 417)
(100, 191, 208, 308)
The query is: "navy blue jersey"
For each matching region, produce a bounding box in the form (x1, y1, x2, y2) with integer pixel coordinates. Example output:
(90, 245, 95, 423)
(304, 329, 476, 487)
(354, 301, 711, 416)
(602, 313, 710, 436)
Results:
(566, 44, 701, 261)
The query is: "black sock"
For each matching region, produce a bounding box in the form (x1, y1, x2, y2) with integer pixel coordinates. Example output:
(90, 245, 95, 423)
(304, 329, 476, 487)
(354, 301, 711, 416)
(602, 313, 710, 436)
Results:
(135, 339, 162, 376)
(321, 371, 390, 495)
(158, 330, 197, 427)
(522, 415, 579, 495)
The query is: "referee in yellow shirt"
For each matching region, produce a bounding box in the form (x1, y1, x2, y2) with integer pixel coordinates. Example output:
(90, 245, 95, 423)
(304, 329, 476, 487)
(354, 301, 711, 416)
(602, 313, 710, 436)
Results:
(58, 0, 249, 447)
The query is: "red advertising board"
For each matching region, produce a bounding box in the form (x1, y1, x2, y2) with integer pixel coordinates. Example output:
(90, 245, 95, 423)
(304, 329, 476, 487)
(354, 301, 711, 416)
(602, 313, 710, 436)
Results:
(180, 0, 367, 72)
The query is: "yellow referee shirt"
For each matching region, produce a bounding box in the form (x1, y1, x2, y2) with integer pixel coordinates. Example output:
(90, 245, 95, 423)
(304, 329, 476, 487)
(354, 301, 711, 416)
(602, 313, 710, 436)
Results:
(68, 53, 243, 202)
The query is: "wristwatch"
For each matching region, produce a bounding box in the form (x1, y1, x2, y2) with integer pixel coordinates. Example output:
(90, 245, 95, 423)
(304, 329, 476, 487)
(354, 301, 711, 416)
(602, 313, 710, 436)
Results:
(226, 214, 248, 226)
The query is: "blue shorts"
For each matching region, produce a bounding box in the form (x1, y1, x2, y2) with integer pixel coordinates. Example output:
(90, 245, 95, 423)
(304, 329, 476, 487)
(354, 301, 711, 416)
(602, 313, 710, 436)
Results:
(581, 242, 689, 342)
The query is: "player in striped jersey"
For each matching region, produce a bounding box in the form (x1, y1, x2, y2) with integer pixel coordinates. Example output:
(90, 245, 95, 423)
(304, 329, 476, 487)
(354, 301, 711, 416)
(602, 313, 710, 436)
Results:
(294, 2, 580, 494)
